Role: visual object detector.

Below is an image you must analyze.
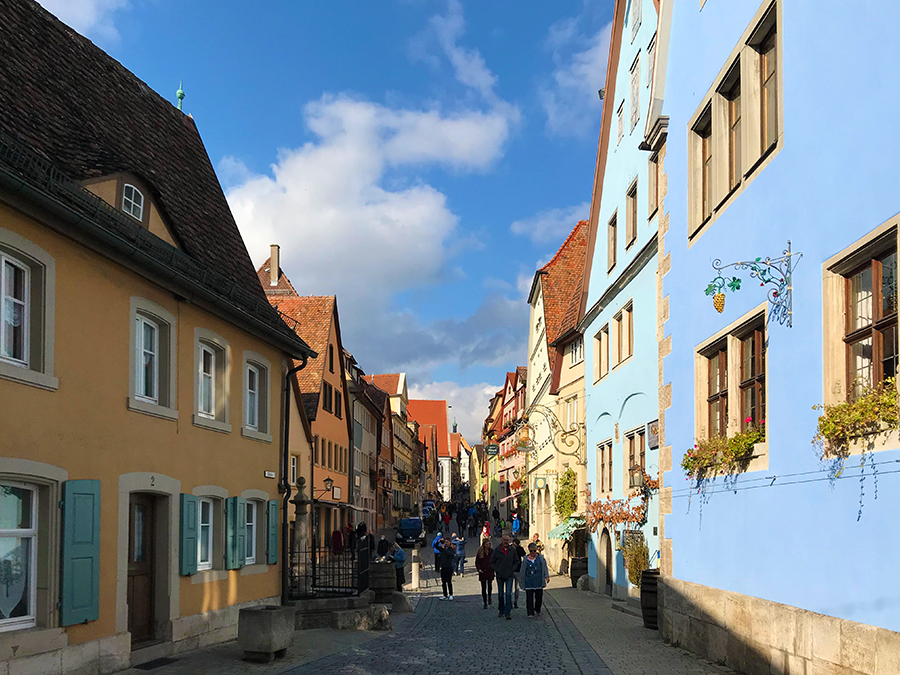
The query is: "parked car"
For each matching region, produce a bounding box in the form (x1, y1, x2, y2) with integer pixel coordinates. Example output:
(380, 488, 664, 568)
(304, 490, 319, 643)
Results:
(395, 517, 425, 546)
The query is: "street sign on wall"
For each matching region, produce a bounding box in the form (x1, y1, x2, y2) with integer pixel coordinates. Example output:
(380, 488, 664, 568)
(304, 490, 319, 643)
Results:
(484, 444, 499, 457)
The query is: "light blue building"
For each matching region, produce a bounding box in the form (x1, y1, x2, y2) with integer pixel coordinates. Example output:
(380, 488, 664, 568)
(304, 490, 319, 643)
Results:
(580, 0, 662, 599)
(657, 0, 900, 669)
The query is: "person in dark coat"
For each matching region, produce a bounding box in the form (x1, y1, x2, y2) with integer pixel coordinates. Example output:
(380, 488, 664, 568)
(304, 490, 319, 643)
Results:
(490, 534, 519, 619)
(376, 534, 391, 557)
(438, 538, 456, 600)
(475, 538, 495, 609)
(512, 537, 526, 608)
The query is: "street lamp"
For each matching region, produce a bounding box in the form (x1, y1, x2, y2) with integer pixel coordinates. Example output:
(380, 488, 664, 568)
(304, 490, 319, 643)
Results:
(629, 465, 644, 489)
(313, 476, 335, 498)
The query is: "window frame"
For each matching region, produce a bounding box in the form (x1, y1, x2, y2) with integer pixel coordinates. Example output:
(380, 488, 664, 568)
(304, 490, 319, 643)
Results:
(630, 0, 642, 42)
(630, 53, 641, 130)
(648, 152, 660, 220)
(1, 254, 29, 367)
(198, 344, 216, 420)
(128, 298, 177, 420)
(740, 327, 767, 428)
(197, 497, 214, 572)
(193, 328, 231, 433)
(291, 456, 298, 485)
(705, 342, 729, 438)
(322, 382, 333, 413)
(242, 351, 272, 442)
(335, 389, 343, 419)
(122, 183, 144, 222)
(246, 363, 260, 430)
(608, 212, 618, 272)
(570, 335, 585, 366)
(617, 102, 624, 145)
(625, 181, 638, 249)
(134, 314, 159, 404)
(245, 501, 257, 566)
(0, 481, 38, 632)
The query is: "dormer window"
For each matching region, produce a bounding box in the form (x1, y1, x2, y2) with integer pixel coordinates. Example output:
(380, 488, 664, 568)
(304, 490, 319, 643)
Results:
(122, 184, 144, 221)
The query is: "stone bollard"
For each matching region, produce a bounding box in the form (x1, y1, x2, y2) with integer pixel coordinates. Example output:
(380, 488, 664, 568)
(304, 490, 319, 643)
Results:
(238, 605, 294, 662)
(410, 546, 420, 589)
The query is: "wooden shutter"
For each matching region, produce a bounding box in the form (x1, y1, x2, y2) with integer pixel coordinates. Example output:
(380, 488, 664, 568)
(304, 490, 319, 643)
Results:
(266, 500, 278, 564)
(179, 494, 198, 576)
(60, 479, 101, 626)
(225, 497, 247, 569)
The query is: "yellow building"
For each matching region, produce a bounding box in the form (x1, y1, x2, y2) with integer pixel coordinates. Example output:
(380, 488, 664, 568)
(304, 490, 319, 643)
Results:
(0, 2, 315, 671)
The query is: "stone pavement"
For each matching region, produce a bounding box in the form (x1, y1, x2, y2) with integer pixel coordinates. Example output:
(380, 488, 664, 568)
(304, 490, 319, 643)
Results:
(119, 534, 728, 675)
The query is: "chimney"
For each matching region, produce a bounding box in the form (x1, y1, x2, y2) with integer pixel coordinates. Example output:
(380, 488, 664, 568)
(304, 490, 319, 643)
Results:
(269, 244, 280, 287)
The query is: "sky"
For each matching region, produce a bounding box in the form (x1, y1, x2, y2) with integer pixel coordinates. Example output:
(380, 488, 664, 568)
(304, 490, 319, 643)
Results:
(40, 0, 612, 441)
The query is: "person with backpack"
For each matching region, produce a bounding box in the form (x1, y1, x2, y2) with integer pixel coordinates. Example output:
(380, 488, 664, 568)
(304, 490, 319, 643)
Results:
(490, 534, 519, 620)
(475, 538, 494, 609)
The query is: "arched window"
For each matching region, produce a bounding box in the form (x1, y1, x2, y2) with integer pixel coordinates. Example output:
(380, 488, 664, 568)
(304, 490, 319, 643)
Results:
(122, 184, 144, 221)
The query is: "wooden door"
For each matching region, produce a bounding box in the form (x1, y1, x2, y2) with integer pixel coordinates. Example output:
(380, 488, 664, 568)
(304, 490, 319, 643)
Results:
(127, 493, 155, 645)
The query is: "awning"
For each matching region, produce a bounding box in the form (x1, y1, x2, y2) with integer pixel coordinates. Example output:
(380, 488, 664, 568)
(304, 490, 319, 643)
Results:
(547, 516, 586, 540)
(500, 490, 523, 504)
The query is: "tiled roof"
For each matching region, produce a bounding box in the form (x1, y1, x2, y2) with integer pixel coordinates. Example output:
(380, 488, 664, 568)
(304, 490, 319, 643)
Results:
(0, 0, 313, 357)
(257, 256, 300, 296)
(407, 400, 450, 458)
(418, 423, 438, 462)
(539, 220, 588, 364)
(516, 366, 528, 387)
(363, 374, 402, 396)
(367, 382, 390, 413)
(450, 432, 461, 459)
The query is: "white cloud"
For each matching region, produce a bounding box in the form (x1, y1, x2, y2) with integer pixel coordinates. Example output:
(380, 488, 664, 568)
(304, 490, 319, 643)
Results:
(408, 380, 499, 444)
(540, 18, 612, 138)
(38, 0, 127, 41)
(225, 2, 526, 381)
(510, 201, 589, 244)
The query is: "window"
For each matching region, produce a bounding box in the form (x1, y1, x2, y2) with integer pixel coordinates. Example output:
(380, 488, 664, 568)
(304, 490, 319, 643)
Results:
(198, 498, 214, 571)
(246, 364, 259, 430)
(565, 397, 577, 430)
(122, 184, 144, 221)
(844, 251, 898, 399)
(199, 344, 215, 419)
(598, 442, 613, 494)
(1, 255, 28, 366)
(627, 429, 646, 485)
(647, 33, 656, 88)
(245, 502, 256, 565)
(630, 0, 642, 42)
(329, 345, 335, 373)
(291, 456, 298, 485)
(0, 483, 37, 631)
(608, 213, 617, 272)
(706, 343, 728, 437)
(626, 181, 638, 248)
(134, 315, 158, 403)
(688, 2, 781, 240)
(322, 382, 333, 412)
(613, 304, 633, 366)
(595, 324, 610, 380)
(695, 108, 713, 224)
(741, 327, 767, 426)
(570, 336, 584, 365)
(648, 151, 660, 218)
(335, 390, 342, 419)
(617, 103, 624, 144)
(328, 441, 333, 470)
(313, 436, 319, 465)
(630, 54, 640, 130)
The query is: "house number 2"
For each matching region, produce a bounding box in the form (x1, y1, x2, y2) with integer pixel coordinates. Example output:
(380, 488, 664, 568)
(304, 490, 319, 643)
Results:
(150, 475, 155, 487)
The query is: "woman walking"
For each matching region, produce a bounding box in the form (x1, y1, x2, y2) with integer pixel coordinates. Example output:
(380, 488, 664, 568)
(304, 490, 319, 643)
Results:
(481, 520, 491, 541)
(475, 539, 494, 609)
(438, 537, 456, 601)
(518, 541, 550, 618)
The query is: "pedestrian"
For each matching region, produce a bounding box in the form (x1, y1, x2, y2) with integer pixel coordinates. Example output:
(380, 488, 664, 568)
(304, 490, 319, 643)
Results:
(475, 538, 494, 609)
(489, 534, 519, 620)
(517, 542, 550, 618)
(346, 522, 357, 555)
(482, 520, 491, 540)
(438, 537, 456, 601)
(377, 534, 391, 557)
(467, 514, 476, 538)
(492, 506, 500, 523)
(512, 513, 520, 536)
(443, 512, 451, 534)
(456, 508, 466, 534)
(512, 537, 526, 609)
(389, 542, 406, 591)
(532, 533, 544, 554)
(452, 532, 467, 575)
(432, 530, 443, 572)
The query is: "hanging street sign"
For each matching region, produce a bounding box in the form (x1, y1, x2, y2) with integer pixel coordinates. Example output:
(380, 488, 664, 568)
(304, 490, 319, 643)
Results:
(485, 444, 499, 457)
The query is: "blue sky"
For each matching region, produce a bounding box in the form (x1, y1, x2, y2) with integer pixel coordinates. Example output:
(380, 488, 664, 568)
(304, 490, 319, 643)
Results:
(41, 0, 613, 439)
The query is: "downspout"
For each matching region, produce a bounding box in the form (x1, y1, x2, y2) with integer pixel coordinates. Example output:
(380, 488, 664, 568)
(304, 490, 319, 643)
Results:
(282, 356, 308, 606)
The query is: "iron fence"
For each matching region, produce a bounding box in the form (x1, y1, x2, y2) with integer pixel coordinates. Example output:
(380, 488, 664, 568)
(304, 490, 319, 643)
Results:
(288, 539, 369, 600)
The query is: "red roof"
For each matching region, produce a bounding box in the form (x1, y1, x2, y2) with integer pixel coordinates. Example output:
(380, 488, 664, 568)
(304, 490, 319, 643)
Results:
(407, 400, 450, 458)
(257, 256, 300, 296)
(363, 374, 402, 396)
(538, 220, 588, 364)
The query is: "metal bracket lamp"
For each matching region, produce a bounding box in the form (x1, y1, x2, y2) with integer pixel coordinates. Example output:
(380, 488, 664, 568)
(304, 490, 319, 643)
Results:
(312, 476, 335, 499)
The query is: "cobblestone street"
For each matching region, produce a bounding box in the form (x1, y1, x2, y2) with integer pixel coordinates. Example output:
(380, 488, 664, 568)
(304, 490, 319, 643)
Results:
(121, 538, 730, 675)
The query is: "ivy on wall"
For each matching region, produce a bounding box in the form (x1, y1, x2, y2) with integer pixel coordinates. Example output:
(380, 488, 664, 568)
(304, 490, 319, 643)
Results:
(554, 468, 578, 520)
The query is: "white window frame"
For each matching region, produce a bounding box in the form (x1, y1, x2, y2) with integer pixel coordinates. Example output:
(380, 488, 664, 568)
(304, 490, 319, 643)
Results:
(1, 254, 29, 368)
(570, 335, 585, 366)
(0, 482, 38, 632)
(617, 103, 625, 144)
(245, 501, 257, 565)
(246, 363, 260, 431)
(135, 314, 159, 404)
(630, 53, 641, 131)
(198, 343, 216, 419)
(122, 184, 144, 221)
(290, 457, 298, 485)
(197, 498, 214, 571)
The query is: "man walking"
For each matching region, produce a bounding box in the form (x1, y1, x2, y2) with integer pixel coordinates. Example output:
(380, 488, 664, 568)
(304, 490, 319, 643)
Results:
(432, 531, 444, 572)
(490, 534, 519, 620)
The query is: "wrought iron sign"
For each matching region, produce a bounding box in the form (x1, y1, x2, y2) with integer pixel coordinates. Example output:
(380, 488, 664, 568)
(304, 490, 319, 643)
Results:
(519, 403, 585, 466)
(705, 240, 802, 327)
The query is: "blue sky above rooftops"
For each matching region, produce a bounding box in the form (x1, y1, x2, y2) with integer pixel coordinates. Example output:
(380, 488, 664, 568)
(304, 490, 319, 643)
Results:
(40, 0, 613, 440)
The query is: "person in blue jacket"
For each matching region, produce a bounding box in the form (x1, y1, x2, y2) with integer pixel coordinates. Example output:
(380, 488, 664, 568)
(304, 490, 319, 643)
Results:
(432, 531, 443, 572)
(389, 543, 407, 591)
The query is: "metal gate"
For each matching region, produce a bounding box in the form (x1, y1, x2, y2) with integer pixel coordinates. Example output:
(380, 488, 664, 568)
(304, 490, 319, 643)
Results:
(288, 538, 369, 600)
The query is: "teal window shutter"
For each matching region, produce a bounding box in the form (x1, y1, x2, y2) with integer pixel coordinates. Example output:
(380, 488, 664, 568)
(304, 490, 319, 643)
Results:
(266, 500, 278, 564)
(60, 479, 101, 626)
(235, 497, 246, 569)
(225, 496, 237, 570)
(179, 494, 198, 576)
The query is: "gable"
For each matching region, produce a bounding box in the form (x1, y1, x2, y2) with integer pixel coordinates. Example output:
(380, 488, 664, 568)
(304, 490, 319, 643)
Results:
(82, 173, 180, 249)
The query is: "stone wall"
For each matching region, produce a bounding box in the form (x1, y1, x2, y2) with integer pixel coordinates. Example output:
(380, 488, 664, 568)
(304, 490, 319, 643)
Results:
(659, 576, 900, 675)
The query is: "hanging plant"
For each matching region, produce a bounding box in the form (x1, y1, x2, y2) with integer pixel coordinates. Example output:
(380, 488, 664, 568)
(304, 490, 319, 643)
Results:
(812, 378, 898, 459)
(554, 468, 578, 520)
(681, 421, 766, 483)
(584, 470, 659, 534)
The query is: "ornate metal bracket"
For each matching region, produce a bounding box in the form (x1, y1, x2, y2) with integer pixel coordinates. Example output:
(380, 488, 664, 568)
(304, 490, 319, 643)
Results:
(705, 240, 802, 327)
(519, 403, 585, 466)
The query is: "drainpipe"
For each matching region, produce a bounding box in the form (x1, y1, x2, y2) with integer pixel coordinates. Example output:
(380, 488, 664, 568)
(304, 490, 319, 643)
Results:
(282, 356, 308, 606)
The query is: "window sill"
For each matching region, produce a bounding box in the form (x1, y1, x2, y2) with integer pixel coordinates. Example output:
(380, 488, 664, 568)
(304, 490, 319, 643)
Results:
(0, 361, 58, 391)
(240, 563, 270, 577)
(191, 569, 228, 584)
(242, 428, 273, 444)
(192, 415, 232, 434)
(647, 207, 659, 222)
(128, 397, 178, 421)
(611, 354, 634, 372)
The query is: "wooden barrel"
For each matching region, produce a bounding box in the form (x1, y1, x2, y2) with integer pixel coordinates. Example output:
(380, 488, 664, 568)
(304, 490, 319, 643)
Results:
(569, 557, 588, 587)
(370, 562, 395, 603)
(640, 569, 660, 629)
